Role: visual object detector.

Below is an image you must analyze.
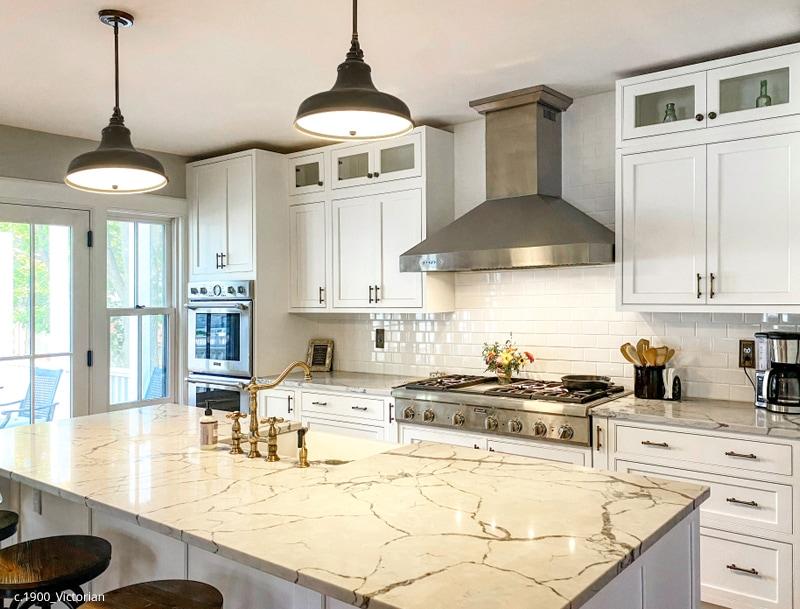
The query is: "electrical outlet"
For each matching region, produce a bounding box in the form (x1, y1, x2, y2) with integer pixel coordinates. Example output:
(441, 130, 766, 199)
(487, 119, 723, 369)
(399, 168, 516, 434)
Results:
(739, 339, 755, 368)
(375, 328, 385, 349)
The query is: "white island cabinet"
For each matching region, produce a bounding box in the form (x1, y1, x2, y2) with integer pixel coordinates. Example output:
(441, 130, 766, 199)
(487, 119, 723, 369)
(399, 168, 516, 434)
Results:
(616, 42, 800, 312)
(0, 405, 707, 609)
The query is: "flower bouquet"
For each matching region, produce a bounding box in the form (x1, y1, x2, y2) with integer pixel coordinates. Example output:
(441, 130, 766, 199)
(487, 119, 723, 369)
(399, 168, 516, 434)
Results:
(481, 339, 534, 384)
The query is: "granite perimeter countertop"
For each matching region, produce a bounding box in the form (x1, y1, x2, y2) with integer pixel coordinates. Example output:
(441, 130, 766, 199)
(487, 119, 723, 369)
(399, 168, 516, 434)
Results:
(593, 395, 800, 440)
(256, 371, 420, 396)
(0, 404, 707, 609)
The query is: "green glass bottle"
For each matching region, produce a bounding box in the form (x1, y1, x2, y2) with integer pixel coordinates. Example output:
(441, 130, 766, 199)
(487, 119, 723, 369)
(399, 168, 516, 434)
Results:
(756, 80, 772, 108)
(663, 102, 678, 122)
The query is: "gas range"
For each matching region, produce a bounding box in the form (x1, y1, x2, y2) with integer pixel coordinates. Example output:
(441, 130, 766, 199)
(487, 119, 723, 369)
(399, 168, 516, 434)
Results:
(392, 375, 630, 447)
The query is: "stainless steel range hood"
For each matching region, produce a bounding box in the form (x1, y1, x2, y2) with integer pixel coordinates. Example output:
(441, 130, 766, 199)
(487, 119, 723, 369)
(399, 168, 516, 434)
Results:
(400, 85, 614, 272)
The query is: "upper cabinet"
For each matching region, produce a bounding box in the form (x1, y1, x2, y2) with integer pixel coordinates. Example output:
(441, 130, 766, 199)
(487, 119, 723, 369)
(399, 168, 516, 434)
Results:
(619, 46, 800, 146)
(617, 43, 800, 312)
(188, 154, 254, 276)
(286, 126, 455, 314)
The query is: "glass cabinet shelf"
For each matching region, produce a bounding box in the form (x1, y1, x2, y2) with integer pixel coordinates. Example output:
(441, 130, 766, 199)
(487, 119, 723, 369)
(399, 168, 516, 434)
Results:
(719, 67, 789, 115)
(635, 86, 696, 128)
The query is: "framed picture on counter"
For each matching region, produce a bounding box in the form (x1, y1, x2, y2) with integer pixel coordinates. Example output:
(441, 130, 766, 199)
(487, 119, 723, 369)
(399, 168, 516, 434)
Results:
(306, 338, 334, 372)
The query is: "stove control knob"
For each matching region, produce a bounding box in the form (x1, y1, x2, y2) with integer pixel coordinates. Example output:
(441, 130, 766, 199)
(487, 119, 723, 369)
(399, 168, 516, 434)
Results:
(452, 412, 465, 427)
(227, 286, 236, 295)
(423, 409, 435, 422)
(213, 284, 223, 296)
(403, 406, 415, 420)
(508, 419, 523, 434)
(533, 421, 548, 437)
(485, 415, 499, 431)
(199, 287, 208, 295)
(557, 425, 575, 440)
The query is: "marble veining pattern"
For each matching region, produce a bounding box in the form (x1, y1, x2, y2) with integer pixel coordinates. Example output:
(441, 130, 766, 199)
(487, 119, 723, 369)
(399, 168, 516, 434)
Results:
(0, 405, 708, 609)
(593, 396, 800, 439)
(256, 371, 421, 396)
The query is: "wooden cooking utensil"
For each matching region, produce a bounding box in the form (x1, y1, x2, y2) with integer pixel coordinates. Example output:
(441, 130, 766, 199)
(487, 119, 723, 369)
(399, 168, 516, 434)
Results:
(621, 343, 642, 366)
(636, 339, 650, 364)
(654, 346, 669, 366)
(664, 348, 676, 365)
(643, 347, 660, 367)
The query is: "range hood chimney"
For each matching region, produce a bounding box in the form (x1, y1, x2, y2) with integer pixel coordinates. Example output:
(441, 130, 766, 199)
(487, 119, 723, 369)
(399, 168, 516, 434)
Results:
(400, 85, 615, 272)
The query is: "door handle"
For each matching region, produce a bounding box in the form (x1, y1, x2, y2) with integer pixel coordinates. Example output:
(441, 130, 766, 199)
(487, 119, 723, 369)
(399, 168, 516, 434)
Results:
(696, 273, 702, 299)
(318, 286, 325, 304)
(219, 252, 226, 269)
(596, 425, 602, 451)
(374, 285, 381, 303)
(709, 272, 716, 298)
(215, 252, 221, 269)
(389, 403, 395, 424)
(287, 396, 293, 414)
(368, 285, 374, 304)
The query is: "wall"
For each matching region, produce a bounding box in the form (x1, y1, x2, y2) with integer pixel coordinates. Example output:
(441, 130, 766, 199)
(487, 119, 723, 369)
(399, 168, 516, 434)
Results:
(314, 91, 788, 402)
(0, 124, 187, 198)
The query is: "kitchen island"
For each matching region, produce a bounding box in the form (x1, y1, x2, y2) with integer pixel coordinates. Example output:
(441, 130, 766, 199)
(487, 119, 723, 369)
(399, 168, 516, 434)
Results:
(0, 404, 708, 609)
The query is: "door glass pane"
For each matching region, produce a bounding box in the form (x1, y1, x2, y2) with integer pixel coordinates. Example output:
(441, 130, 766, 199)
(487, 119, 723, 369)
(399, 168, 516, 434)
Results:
(34, 224, 71, 355)
(719, 67, 790, 114)
(0, 359, 32, 429)
(107, 220, 135, 308)
(109, 315, 138, 405)
(295, 162, 320, 188)
(137, 223, 166, 307)
(141, 315, 167, 400)
(34, 357, 70, 423)
(193, 313, 240, 361)
(337, 152, 369, 181)
(0, 222, 31, 357)
(194, 385, 240, 412)
(380, 143, 415, 174)
(635, 86, 695, 127)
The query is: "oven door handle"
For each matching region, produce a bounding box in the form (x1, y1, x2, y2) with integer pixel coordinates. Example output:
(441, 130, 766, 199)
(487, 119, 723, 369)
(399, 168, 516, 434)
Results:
(185, 377, 247, 390)
(184, 303, 249, 311)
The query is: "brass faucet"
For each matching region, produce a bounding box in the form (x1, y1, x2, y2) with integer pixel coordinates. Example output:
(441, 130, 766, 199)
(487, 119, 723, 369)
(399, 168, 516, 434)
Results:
(242, 360, 312, 459)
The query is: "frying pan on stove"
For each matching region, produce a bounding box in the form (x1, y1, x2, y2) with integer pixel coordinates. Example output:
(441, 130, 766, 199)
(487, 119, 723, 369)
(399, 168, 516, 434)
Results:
(561, 375, 612, 391)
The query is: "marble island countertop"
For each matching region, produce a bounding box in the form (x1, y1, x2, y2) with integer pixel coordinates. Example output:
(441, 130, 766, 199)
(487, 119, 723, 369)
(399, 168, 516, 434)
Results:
(0, 404, 708, 609)
(594, 395, 800, 440)
(256, 370, 420, 396)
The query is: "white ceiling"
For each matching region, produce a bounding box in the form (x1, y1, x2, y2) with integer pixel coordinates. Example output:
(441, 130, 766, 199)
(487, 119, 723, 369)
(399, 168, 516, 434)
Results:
(2, 0, 799, 157)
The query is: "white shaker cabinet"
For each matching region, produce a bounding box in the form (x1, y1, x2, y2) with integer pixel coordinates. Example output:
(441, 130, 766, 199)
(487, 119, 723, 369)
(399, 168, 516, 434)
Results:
(620, 146, 707, 305)
(706, 133, 800, 305)
(331, 194, 382, 307)
(259, 388, 299, 421)
(376, 189, 423, 308)
(189, 154, 254, 276)
(289, 201, 327, 308)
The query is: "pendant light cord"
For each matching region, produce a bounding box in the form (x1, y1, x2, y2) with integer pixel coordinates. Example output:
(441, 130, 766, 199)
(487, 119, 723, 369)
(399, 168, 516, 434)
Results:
(111, 18, 123, 121)
(346, 0, 364, 60)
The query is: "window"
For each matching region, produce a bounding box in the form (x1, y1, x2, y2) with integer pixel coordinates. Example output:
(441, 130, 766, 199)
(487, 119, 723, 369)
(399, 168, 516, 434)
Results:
(107, 218, 173, 407)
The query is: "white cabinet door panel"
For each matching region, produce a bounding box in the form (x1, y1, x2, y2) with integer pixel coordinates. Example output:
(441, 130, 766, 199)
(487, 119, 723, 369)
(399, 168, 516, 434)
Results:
(622, 72, 707, 140)
(621, 147, 707, 304)
(707, 133, 800, 304)
(378, 189, 423, 308)
(332, 196, 380, 307)
(224, 156, 254, 273)
(193, 162, 228, 274)
(289, 201, 327, 308)
(259, 388, 298, 421)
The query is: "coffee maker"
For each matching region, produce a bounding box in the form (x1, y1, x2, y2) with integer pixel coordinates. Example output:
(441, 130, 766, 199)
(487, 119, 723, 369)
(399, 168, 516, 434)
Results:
(756, 331, 800, 414)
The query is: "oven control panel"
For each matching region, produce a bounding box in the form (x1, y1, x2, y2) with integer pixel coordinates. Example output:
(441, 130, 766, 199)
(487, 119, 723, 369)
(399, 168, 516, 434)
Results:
(188, 280, 253, 300)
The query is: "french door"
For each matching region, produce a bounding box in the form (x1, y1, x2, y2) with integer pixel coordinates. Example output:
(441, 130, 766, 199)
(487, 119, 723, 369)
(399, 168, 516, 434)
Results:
(0, 203, 90, 429)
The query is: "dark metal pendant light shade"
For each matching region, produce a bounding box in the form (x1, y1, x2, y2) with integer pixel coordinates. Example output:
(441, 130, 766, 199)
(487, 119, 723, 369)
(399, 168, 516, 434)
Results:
(65, 9, 167, 194)
(294, 0, 413, 141)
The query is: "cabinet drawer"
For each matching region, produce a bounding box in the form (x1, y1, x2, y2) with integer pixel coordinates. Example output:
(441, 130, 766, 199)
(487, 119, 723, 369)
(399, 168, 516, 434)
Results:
(487, 439, 587, 466)
(618, 460, 792, 535)
(302, 391, 383, 422)
(301, 416, 385, 441)
(700, 529, 792, 609)
(615, 425, 792, 476)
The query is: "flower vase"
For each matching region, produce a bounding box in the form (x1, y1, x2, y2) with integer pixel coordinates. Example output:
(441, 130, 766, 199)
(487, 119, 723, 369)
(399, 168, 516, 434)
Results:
(496, 371, 513, 385)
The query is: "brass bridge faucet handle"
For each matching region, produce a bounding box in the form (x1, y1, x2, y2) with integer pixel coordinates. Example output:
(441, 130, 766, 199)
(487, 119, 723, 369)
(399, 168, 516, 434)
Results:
(260, 416, 285, 462)
(225, 412, 247, 455)
(297, 428, 310, 468)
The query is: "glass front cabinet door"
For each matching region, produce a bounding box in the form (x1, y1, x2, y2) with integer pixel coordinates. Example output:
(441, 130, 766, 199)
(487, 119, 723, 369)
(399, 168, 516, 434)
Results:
(622, 72, 707, 140)
(706, 53, 800, 127)
(289, 153, 325, 196)
(374, 132, 422, 182)
(332, 143, 373, 189)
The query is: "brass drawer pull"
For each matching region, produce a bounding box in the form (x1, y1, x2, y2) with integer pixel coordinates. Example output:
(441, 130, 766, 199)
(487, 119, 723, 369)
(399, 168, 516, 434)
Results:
(725, 451, 757, 460)
(351, 406, 368, 411)
(726, 497, 758, 508)
(641, 440, 669, 448)
(311, 401, 328, 406)
(726, 564, 759, 576)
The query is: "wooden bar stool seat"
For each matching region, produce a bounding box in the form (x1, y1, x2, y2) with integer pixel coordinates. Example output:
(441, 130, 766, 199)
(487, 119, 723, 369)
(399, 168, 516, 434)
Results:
(77, 580, 223, 609)
(0, 511, 18, 543)
(0, 535, 111, 609)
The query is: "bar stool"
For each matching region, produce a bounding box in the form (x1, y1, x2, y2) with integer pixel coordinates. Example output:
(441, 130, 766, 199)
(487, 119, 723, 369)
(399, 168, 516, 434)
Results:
(77, 580, 223, 609)
(0, 535, 111, 609)
(0, 512, 18, 543)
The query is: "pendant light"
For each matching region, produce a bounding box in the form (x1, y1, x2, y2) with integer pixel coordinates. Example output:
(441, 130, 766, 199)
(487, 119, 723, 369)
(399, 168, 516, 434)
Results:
(294, 0, 413, 141)
(65, 9, 167, 194)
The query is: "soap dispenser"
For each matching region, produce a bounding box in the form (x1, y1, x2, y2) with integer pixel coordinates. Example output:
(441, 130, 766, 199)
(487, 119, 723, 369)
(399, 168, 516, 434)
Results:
(200, 406, 219, 450)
